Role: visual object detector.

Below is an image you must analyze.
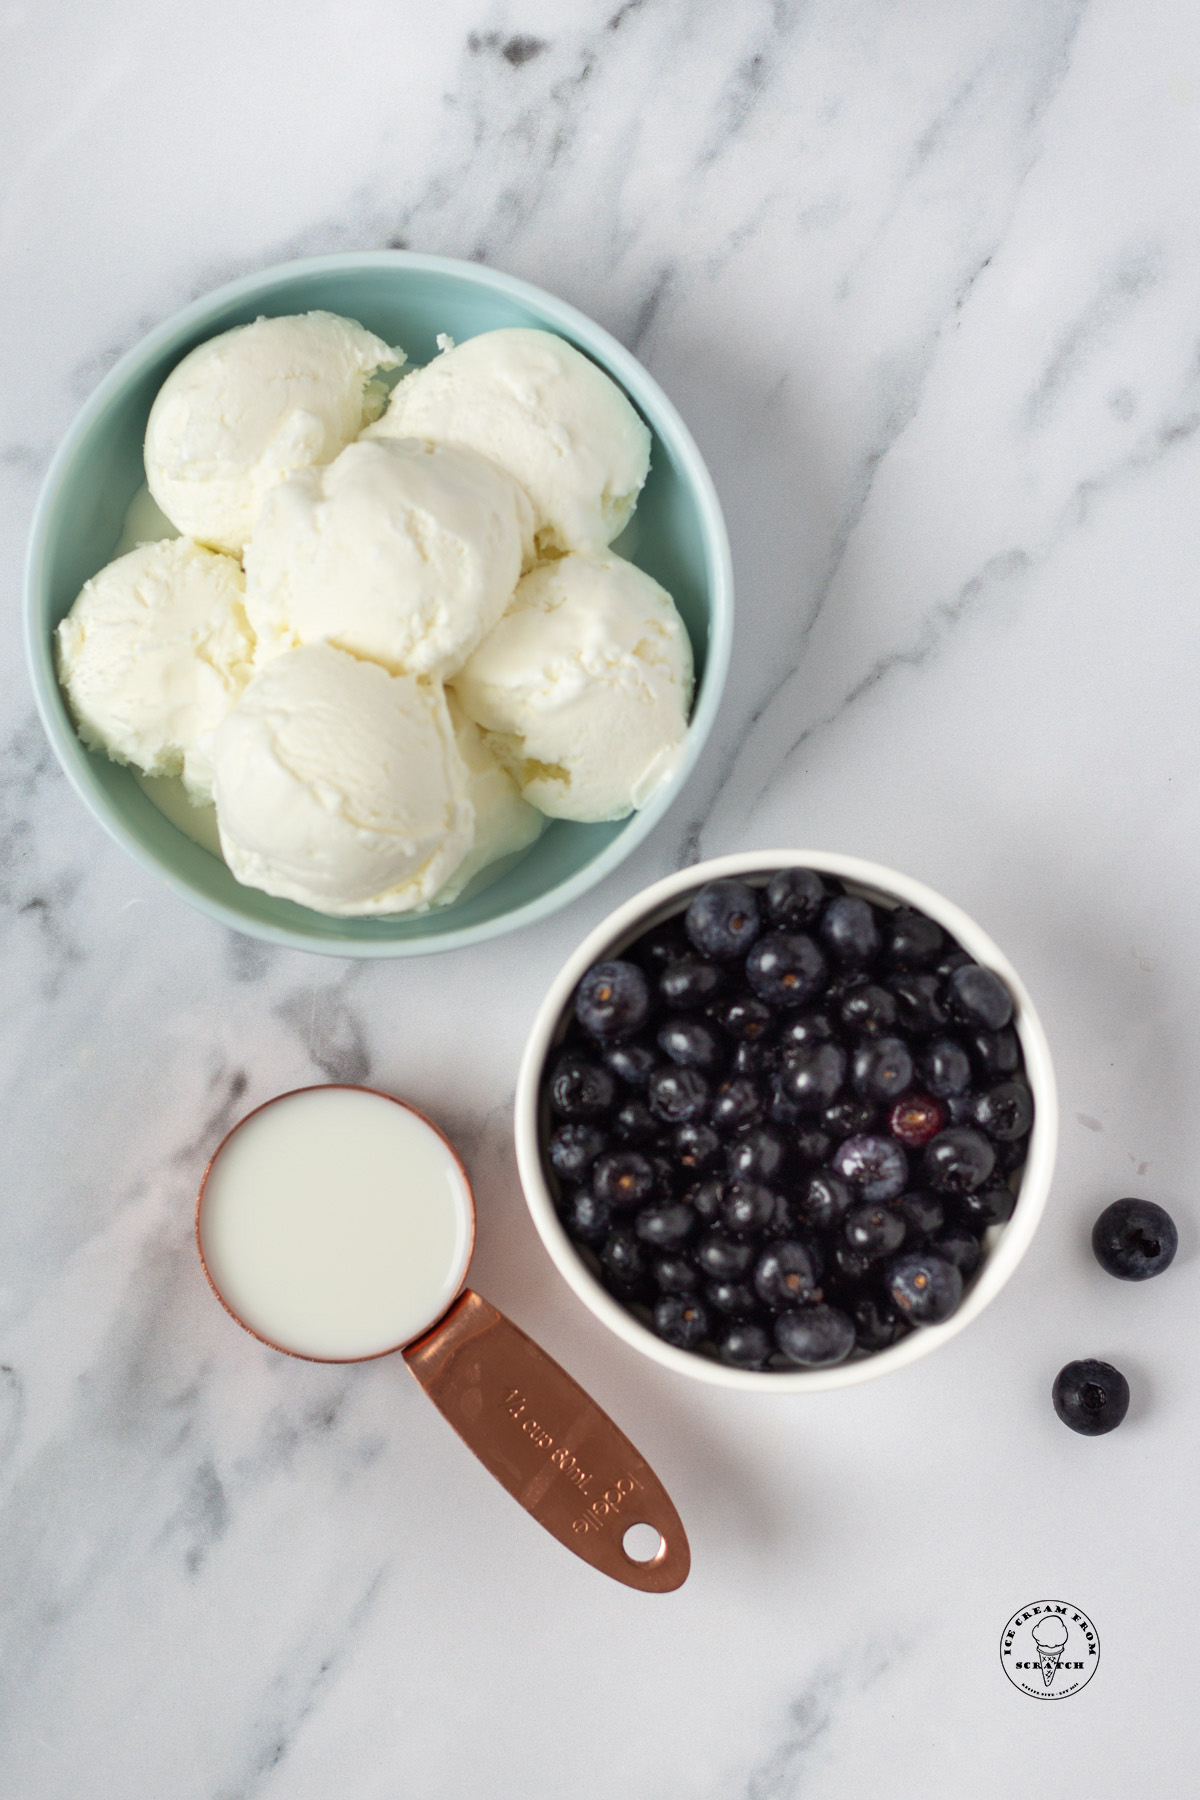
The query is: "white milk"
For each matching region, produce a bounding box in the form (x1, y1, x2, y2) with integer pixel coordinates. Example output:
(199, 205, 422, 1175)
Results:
(199, 1087, 474, 1360)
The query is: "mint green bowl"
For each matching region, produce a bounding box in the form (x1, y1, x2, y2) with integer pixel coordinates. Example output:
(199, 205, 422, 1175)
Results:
(25, 252, 732, 957)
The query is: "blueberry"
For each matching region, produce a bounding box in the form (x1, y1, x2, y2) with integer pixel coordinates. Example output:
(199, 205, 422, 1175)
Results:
(685, 880, 762, 961)
(593, 1151, 656, 1208)
(798, 1171, 853, 1230)
(764, 867, 827, 928)
(603, 1039, 657, 1088)
(793, 1126, 834, 1168)
(687, 1178, 726, 1222)
(778, 1009, 837, 1051)
(717, 1321, 772, 1367)
(896, 1191, 946, 1238)
(966, 1027, 1021, 1079)
(822, 1097, 880, 1138)
(830, 1134, 909, 1203)
(746, 932, 828, 1007)
(601, 1228, 647, 1289)
(653, 1294, 710, 1350)
(778, 1042, 847, 1111)
(886, 973, 949, 1035)
(887, 1251, 963, 1324)
(652, 1254, 699, 1294)
(715, 992, 775, 1041)
(548, 1123, 609, 1182)
(923, 1128, 996, 1195)
(934, 949, 973, 978)
(1091, 1198, 1178, 1281)
(972, 1081, 1034, 1142)
(575, 960, 650, 1041)
(850, 1036, 914, 1102)
(887, 1091, 946, 1148)
(934, 1226, 982, 1276)
(754, 1239, 821, 1308)
(648, 1065, 710, 1124)
(955, 1183, 1016, 1230)
(710, 1077, 764, 1134)
(839, 983, 899, 1037)
(648, 1151, 680, 1197)
(775, 1303, 856, 1366)
(844, 1203, 907, 1258)
(882, 908, 945, 969)
(820, 895, 882, 966)
(946, 964, 1014, 1031)
(696, 1232, 755, 1279)
(674, 1121, 722, 1171)
(920, 1037, 973, 1099)
(612, 1099, 658, 1145)
(560, 1189, 613, 1245)
(659, 957, 725, 1010)
(725, 1125, 788, 1184)
(992, 1137, 1029, 1176)
(634, 920, 689, 974)
(705, 1278, 759, 1316)
(850, 1295, 906, 1352)
(721, 1179, 779, 1232)
(635, 1201, 697, 1249)
(549, 1054, 617, 1119)
(734, 1040, 774, 1079)
(657, 1016, 726, 1073)
(1052, 1359, 1130, 1435)
(831, 1241, 876, 1286)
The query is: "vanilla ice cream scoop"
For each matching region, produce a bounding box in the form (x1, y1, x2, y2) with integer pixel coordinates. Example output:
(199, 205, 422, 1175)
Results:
(209, 644, 472, 915)
(145, 312, 401, 554)
(452, 553, 693, 823)
(244, 437, 533, 679)
(373, 328, 650, 557)
(55, 537, 253, 801)
(429, 697, 544, 907)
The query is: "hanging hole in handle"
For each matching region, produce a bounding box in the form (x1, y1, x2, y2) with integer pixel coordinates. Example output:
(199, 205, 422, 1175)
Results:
(622, 1521, 666, 1565)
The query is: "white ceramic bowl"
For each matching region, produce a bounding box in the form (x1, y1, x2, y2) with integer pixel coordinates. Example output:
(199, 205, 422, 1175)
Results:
(515, 851, 1058, 1391)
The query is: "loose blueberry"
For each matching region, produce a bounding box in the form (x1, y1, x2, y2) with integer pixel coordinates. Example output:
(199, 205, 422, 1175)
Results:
(604, 1039, 657, 1088)
(711, 1077, 764, 1134)
(635, 1201, 698, 1249)
(548, 1123, 609, 1182)
(659, 957, 725, 1010)
(945, 964, 1014, 1031)
(654, 1294, 710, 1350)
(798, 1170, 853, 1230)
(955, 1183, 1016, 1230)
(1052, 1359, 1130, 1435)
(844, 1203, 907, 1258)
(775, 1303, 856, 1366)
(972, 1081, 1034, 1142)
(839, 983, 899, 1037)
(820, 895, 882, 966)
(725, 1125, 788, 1184)
(575, 960, 650, 1041)
(648, 1065, 711, 1124)
(886, 973, 949, 1035)
(715, 992, 775, 1041)
(705, 1278, 758, 1316)
(887, 1251, 963, 1324)
(593, 1151, 656, 1208)
(746, 932, 828, 1007)
(561, 1189, 613, 1245)
(549, 1055, 617, 1120)
(923, 1128, 996, 1195)
(934, 1226, 982, 1276)
(652, 1254, 700, 1294)
(721, 1179, 780, 1232)
(674, 1121, 723, 1171)
(612, 1099, 658, 1145)
(657, 1016, 726, 1073)
(888, 1091, 947, 1148)
(685, 880, 763, 961)
(717, 1321, 772, 1367)
(831, 1134, 909, 1203)
(764, 867, 827, 927)
(778, 1042, 847, 1111)
(1091, 1198, 1178, 1281)
(754, 1239, 821, 1308)
(695, 1233, 756, 1279)
(882, 908, 944, 969)
(851, 1036, 914, 1102)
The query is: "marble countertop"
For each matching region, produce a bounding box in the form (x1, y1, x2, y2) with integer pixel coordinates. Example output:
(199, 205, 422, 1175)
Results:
(2, 2, 1198, 1793)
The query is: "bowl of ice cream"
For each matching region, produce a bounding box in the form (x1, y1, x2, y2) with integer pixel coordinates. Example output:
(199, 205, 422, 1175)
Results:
(25, 252, 732, 955)
(515, 851, 1058, 1392)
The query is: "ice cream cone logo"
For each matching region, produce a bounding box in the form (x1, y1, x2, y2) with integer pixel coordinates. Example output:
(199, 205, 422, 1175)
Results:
(1031, 1615, 1068, 1686)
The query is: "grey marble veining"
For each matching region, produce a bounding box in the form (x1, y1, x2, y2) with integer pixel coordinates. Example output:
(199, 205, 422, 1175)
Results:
(2, 2, 1199, 1795)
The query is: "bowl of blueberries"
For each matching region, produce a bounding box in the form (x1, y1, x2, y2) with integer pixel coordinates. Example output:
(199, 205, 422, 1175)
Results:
(515, 852, 1058, 1390)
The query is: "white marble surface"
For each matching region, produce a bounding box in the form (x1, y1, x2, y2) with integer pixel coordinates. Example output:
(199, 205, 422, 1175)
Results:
(2, 2, 1199, 1793)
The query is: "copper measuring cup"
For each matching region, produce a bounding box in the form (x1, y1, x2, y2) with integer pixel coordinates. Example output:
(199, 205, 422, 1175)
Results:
(195, 1085, 689, 1593)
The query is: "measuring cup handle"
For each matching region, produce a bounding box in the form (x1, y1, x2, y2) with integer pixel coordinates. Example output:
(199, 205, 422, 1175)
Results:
(403, 1289, 690, 1592)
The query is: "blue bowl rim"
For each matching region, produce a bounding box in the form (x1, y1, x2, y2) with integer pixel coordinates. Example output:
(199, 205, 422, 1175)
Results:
(23, 250, 734, 958)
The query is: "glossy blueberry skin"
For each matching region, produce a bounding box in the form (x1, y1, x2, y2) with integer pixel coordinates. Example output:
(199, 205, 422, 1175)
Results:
(778, 1009, 837, 1051)
(715, 992, 775, 1041)
(548, 1123, 609, 1182)
(972, 1080, 1034, 1143)
(674, 1121, 723, 1172)
(612, 1099, 658, 1145)
(696, 1232, 756, 1279)
(886, 973, 949, 1035)
(920, 1037, 973, 1098)
(764, 867, 827, 928)
(657, 1015, 726, 1073)
(635, 1201, 698, 1249)
(746, 932, 828, 1008)
(839, 983, 899, 1037)
(831, 1133, 909, 1203)
(659, 957, 725, 1010)
(887, 1092, 946, 1148)
(955, 1183, 1016, 1230)
(923, 1127, 996, 1195)
(717, 1321, 772, 1367)
(725, 1125, 788, 1184)
(549, 1055, 617, 1120)
(753, 1239, 821, 1308)
(946, 964, 1014, 1031)
(721, 1179, 779, 1233)
(798, 1170, 853, 1230)
(779, 1042, 847, 1111)
(844, 1203, 907, 1258)
(687, 1178, 726, 1223)
(685, 880, 763, 961)
(822, 1097, 879, 1138)
(653, 1294, 711, 1350)
(850, 1294, 906, 1352)
(593, 1151, 656, 1208)
(574, 960, 650, 1041)
(934, 1226, 982, 1276)
(775, 1303, 856, 1366)
(1052, 1359, 1130, 1435)
(560, 1189, 613, 1245)
(652, 1254, 700, 1294)
(967, 1027, 1021, 1079)
(648, 1065, 711, 1124)
(882, 908, 944, 969)
(711, 1076, 764, 1134)
(705, 1278, 759, 1316)
(887, 1251, 963, 1325)
(600, 1227, 647, 1289)
(1091, 1199, 1178, 1280)
(851, 1036, 914, 1102)
(820, 896, 882, 966)
(604, 1039, 658, 1088)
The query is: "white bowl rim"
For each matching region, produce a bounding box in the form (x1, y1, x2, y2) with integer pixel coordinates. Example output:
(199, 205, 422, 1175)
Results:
(515, 850, 1059, 1392)
(23, 249, 734, 959)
